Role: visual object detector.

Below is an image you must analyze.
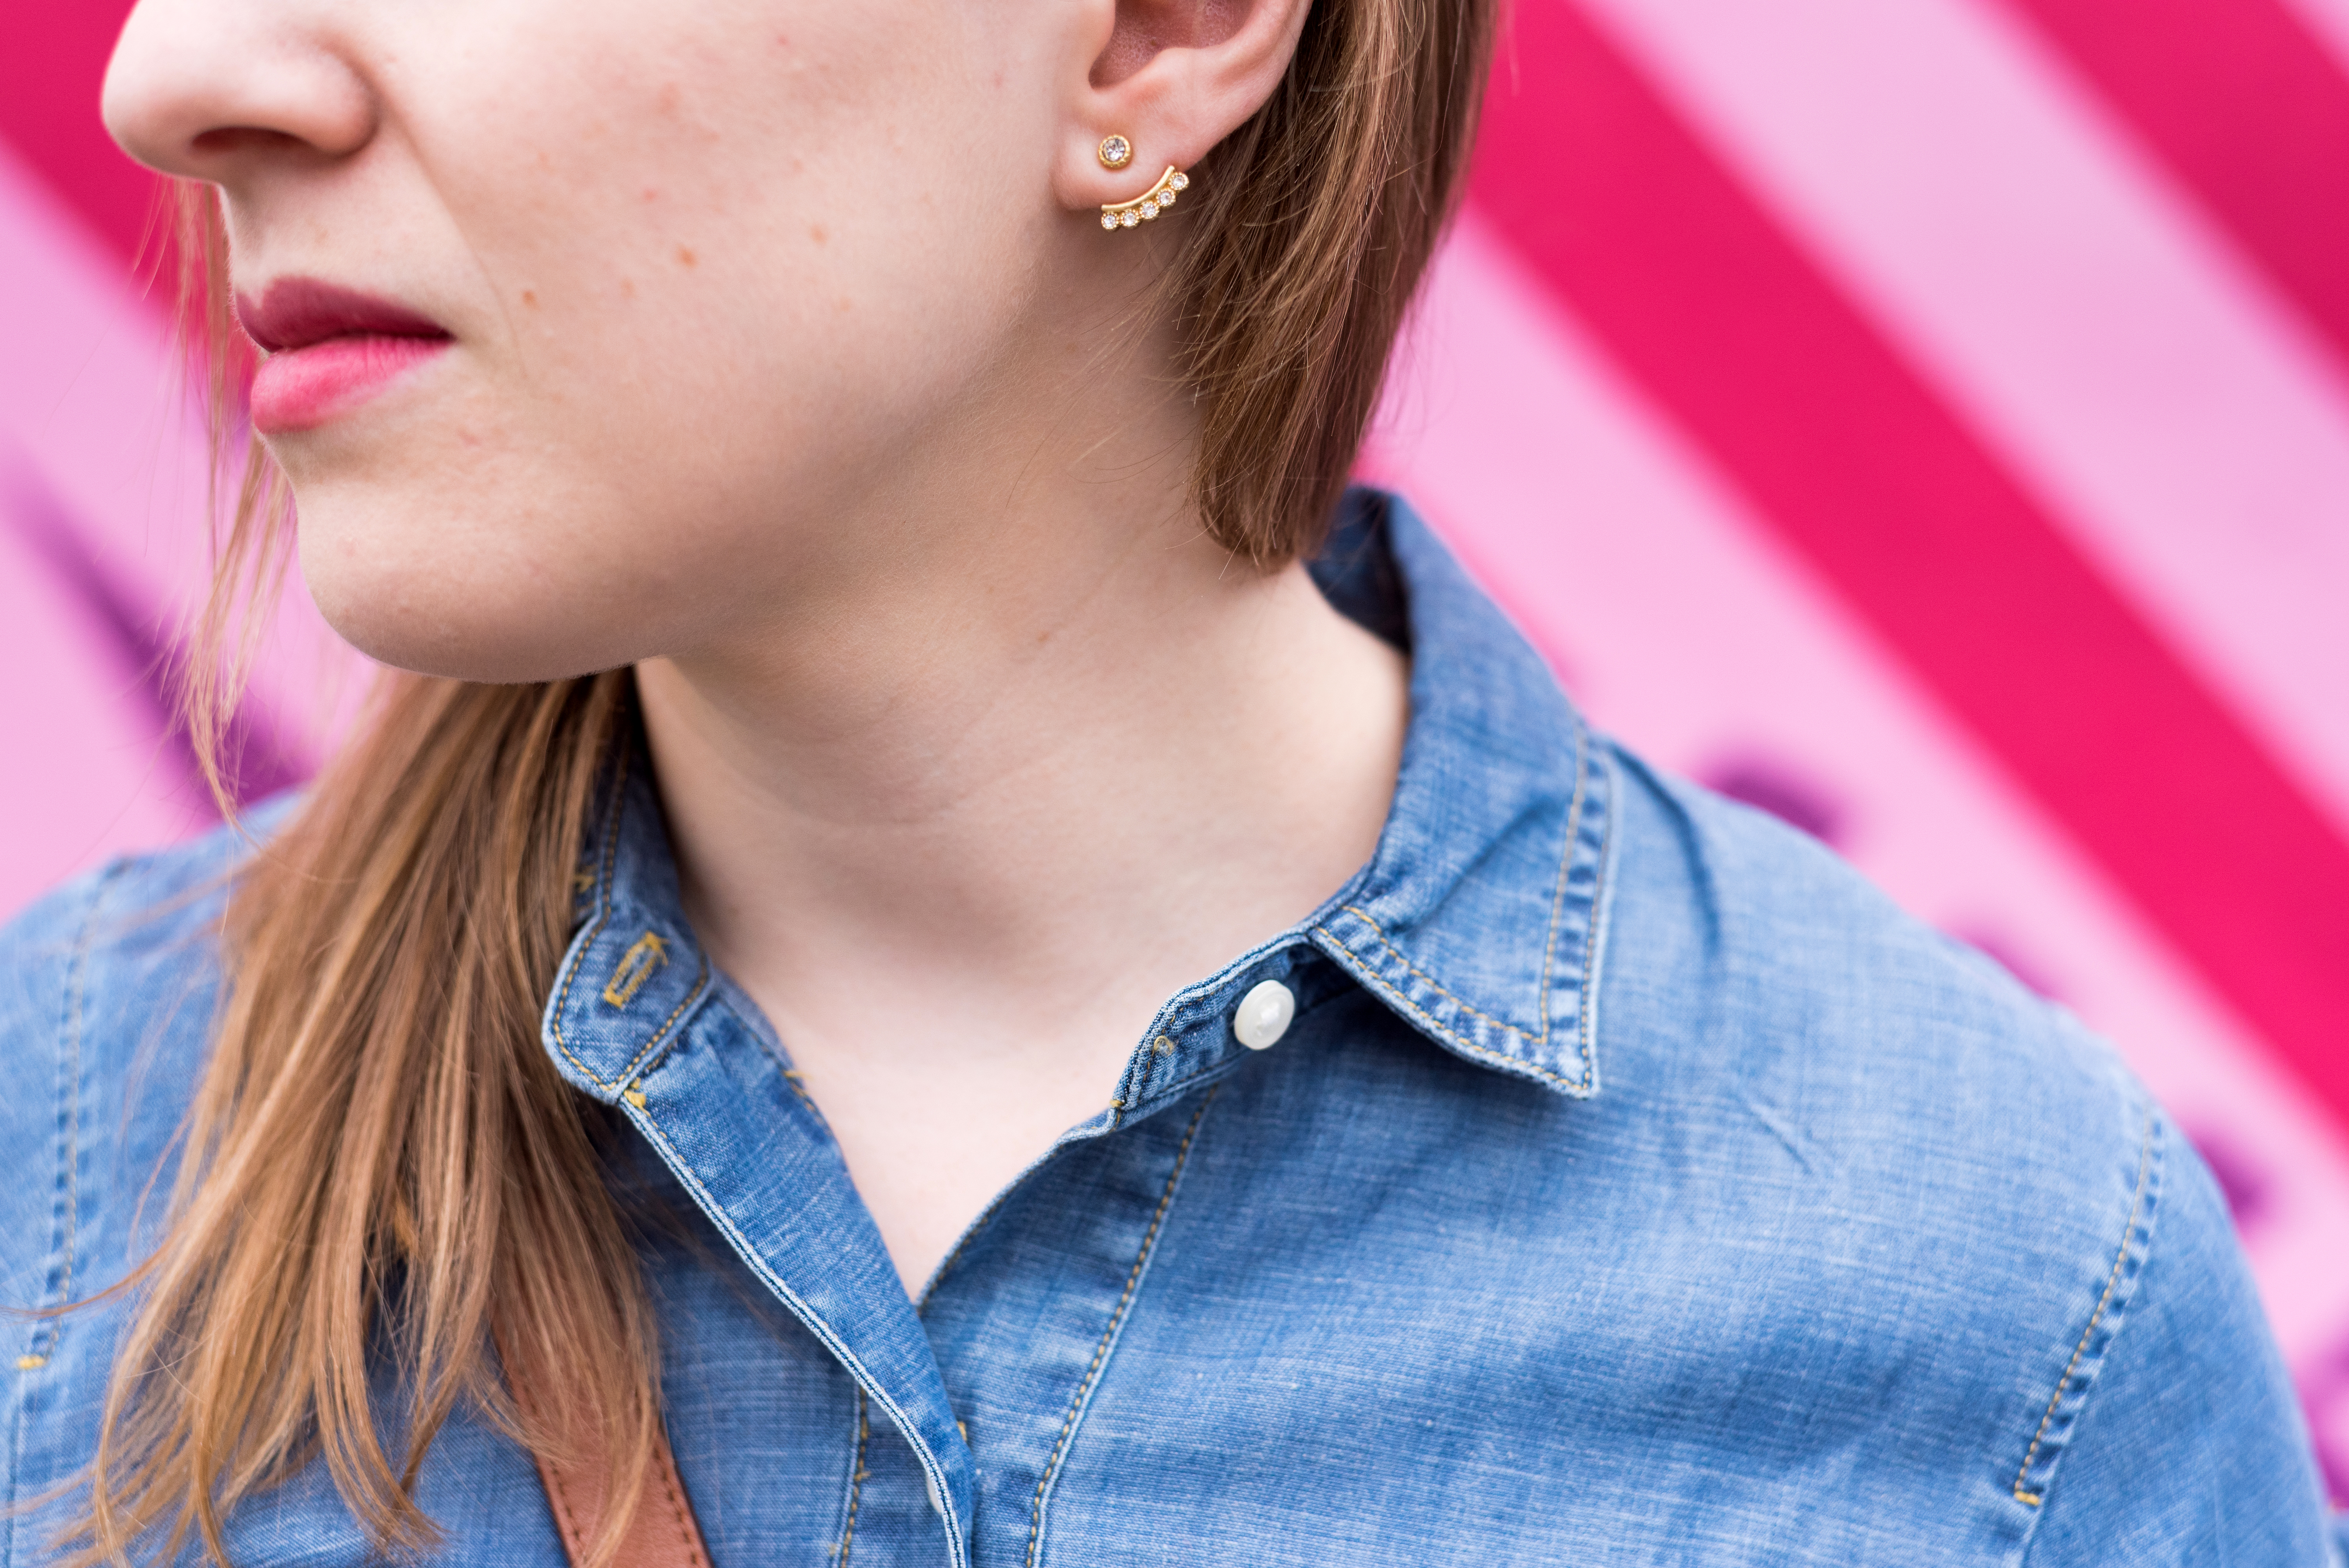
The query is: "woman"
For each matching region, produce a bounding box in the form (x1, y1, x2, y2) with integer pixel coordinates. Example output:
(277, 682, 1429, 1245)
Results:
(0, 0, 2329, 1561)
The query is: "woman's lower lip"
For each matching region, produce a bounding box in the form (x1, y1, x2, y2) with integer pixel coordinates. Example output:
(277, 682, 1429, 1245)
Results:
(249, 335, 450, 435)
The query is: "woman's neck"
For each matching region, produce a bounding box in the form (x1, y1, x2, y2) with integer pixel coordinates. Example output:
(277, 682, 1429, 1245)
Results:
(634, 453, 1408, 1295)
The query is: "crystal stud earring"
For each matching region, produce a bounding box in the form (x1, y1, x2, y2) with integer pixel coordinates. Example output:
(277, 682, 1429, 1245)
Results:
(1100, 166, 1191, 230)
(1097, 135, 1133, 169)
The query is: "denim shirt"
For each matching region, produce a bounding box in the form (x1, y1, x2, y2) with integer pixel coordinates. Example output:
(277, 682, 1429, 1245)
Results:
(1, 491, 2333, 1567)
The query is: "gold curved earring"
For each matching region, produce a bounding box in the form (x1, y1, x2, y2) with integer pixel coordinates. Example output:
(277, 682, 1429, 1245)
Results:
(1100, 166, 1190, 230)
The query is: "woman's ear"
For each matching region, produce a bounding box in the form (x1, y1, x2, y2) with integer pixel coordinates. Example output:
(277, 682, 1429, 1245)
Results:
(1052, 0, 1312, 212)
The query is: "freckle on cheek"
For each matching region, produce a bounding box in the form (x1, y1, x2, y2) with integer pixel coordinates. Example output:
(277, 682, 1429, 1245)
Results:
(809, 224, 827, 246)
(522, 290, 538, 308)
(677, 246, 697, 268)
(621, 277, 637, 298)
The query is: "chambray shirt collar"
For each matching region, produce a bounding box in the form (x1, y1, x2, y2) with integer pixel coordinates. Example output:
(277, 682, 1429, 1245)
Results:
(529, 488, 1619, 1568)
(1309, 489, 1615, 1099)
(539, 487, 1615, 1125)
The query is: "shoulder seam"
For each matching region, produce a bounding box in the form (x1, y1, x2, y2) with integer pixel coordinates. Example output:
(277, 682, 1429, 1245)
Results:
(2010, 1098, 2162, 1513)
(13, 862, 126, 1374)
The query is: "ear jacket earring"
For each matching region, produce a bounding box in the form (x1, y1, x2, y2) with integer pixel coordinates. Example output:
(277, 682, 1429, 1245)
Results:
(1100, 165, 1191, 230)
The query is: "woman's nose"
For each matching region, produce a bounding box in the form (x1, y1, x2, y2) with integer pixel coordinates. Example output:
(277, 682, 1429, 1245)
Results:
(102, 0, 374, 183)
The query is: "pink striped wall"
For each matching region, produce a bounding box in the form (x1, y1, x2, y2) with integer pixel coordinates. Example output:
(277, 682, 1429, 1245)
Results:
(7, 0, 2347, 1500)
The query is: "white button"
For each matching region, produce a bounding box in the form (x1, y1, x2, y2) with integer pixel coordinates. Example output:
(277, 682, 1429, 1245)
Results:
(1234, 980, 1296, 1050)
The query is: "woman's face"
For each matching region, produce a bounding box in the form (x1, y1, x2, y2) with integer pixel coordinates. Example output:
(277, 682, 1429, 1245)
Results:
(104, 0, 1193, 680)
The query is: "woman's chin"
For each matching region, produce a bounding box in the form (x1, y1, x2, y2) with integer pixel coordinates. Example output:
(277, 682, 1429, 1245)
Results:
(289, 495, 646, 684)
(303, 575, 627, 686)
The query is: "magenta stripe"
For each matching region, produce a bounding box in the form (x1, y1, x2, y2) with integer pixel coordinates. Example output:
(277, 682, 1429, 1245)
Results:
(1470, 0, 2349, 1126)
(0, 0, 150, 262)
(1996, 0, 2349, 375)
(1579, 0, 2349, 836)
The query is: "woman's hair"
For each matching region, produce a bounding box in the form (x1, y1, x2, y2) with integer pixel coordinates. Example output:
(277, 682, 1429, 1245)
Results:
(67, 2, 1497, 1562)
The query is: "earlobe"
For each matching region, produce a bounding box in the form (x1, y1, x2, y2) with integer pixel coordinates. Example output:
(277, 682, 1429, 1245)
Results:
(1053, 0, 1310, 214)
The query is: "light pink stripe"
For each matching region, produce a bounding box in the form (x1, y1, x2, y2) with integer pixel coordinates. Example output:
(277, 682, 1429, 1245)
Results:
(1367, 210, 2349, 1355)
(0, 451, 204, 907)
(0, 134, 351, 914)
(0, 140, 201, 608)
(1577, 0, 2349, 844)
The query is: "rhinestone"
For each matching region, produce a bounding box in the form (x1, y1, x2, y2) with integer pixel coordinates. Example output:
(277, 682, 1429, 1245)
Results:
(1101, 211, 1119, 230)
(1140, 200, 1158, 219)
(1120, 209, 1139, 227)
(1157, 187, 1176, 206)
(1098, 135, 1132, 169)
(1169, 171, 1189, 190)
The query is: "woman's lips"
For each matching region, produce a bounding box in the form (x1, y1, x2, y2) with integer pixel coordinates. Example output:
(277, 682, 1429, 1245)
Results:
(237, 278, 453, 435)
(249, 335, 449, 434)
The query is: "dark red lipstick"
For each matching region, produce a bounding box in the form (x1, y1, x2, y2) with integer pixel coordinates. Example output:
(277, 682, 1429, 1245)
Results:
(237, 278, 452, 434)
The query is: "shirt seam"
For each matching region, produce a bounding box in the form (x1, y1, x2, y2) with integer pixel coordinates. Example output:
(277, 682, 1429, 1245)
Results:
(625, 1098, 970, 1568)
(613, 961, 712, 1090)
(5, 861, 123, 1560)
(547, 752, 634, 1092)
(1573, 744, 1617, 1089)
(2010, 1101, 2159, 1508)
(1025, 1089, 1217, 1568)
(17, 862, 117, 1374)
(835, 1390, 870, 1567)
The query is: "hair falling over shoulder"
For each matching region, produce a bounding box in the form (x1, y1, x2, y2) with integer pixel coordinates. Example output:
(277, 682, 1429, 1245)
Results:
(62, 1, 1495, 1561)
(70, 667, 656, 1568)
(59, 194, 662, 1568)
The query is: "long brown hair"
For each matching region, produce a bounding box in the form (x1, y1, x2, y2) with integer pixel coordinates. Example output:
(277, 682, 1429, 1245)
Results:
(68, 2, 1496, 1561)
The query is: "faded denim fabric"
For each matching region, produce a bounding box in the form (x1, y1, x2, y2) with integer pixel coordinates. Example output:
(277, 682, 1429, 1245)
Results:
(1, 490, 2333, 1566)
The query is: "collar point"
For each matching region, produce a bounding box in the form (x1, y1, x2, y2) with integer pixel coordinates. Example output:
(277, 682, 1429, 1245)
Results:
(1308, 922, 1599, 1099)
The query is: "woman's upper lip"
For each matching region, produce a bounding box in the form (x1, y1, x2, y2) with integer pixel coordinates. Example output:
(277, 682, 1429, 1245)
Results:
(234, 278, 451, 354)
